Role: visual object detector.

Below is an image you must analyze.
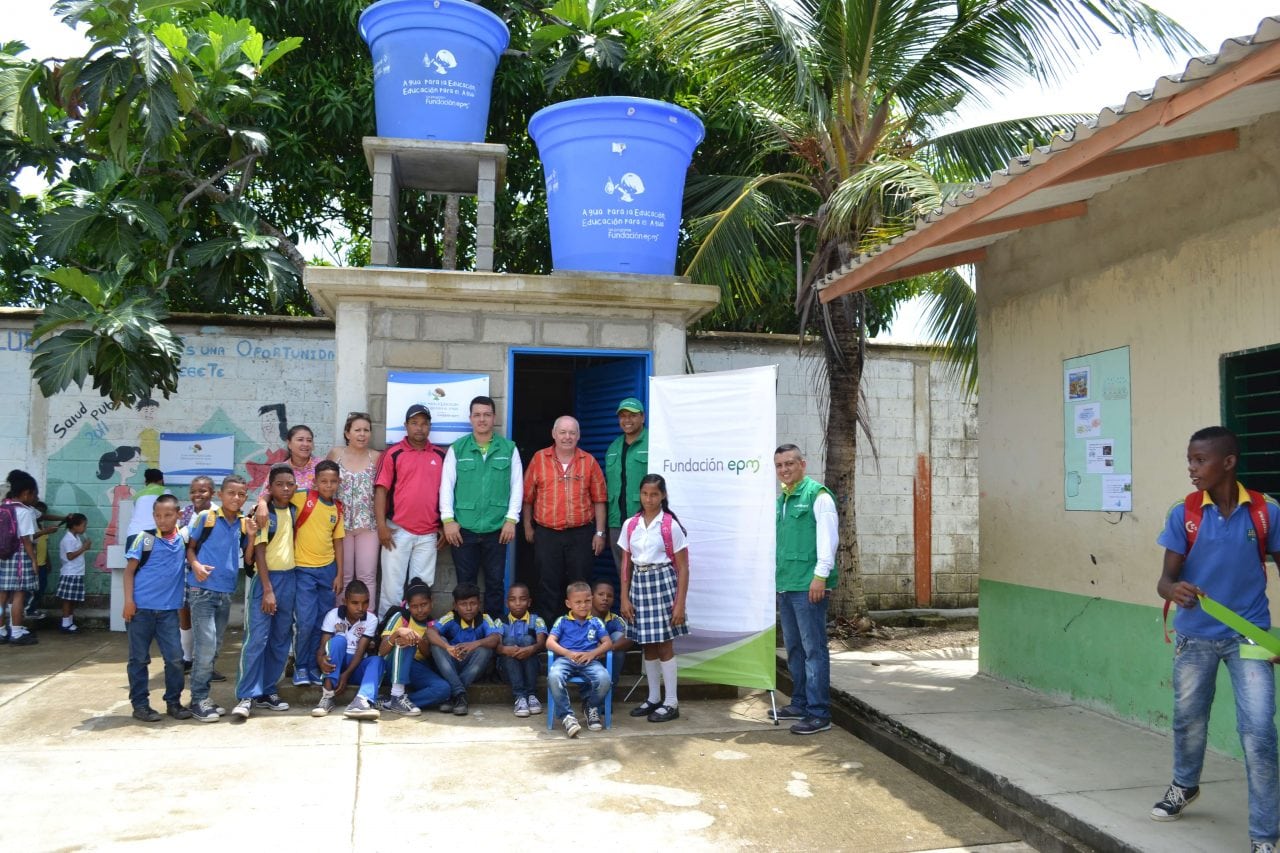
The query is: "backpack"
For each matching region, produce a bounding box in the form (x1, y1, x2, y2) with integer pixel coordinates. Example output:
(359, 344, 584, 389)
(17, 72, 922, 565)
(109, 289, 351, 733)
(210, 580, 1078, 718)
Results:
(624, 510, 685, 565)
(295, 490, 345, 537)
(247, 503, 298, 576)
(191, 510, 251, 561)
(130, 528, 188, 571)
(0, 500, 22, 560)
(1162, 488, 1273, 642)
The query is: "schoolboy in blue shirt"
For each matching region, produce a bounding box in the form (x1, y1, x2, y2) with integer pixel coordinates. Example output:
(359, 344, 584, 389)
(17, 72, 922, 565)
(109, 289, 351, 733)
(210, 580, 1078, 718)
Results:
(496, 582, 547, 717)
(185, 475, 256, 722)
(1153, 427, 1280, 853)
(547, 581, 613, 737)
(591, 580, 632, 684)
(426, 582, 500, 716)
(123, 494, 190, 723)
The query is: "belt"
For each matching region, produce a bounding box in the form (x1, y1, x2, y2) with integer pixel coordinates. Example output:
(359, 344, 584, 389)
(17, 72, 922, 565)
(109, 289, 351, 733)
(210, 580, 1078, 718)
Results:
(633, 561, 672, 573)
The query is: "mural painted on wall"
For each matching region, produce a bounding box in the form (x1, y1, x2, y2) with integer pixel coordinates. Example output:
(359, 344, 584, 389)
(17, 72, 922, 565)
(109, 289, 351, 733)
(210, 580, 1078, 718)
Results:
(33, 329, 336, 598)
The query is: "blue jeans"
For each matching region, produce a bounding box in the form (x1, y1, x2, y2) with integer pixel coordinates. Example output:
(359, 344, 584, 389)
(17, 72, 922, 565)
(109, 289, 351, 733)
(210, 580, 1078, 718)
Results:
(323, 635, 383, 701)
(187, 587, 231, 703)
(236, 571, 297, 699)
(1172, 633, 1279, 844)
(548, 656, 610, 715)
(126, 608, 184, 709)
(452, 528, 507, 618)
(294, 563, 336, 678)
(431, 644, 494, 698)
(498, 630, 539, 698)
(778, 591, 830, 721)
(384, 645, 452, 708)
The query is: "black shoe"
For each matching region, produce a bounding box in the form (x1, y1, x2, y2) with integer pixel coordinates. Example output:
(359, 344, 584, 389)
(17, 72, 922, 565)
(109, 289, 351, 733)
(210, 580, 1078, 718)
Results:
(790, 716, 832, 735)
(647, 704, 679, 723)
(11, 631, 37, 646)
(438, 699, 455, 714)
(452, 695, 469, 716)
(209, 670, 227, 682)
(769, 703, 806, 721)
(167, 703, 193, 720)
(132, 706, 162, 723)
(1150, 783, 1199, 821)
(630, 700, 662, 718)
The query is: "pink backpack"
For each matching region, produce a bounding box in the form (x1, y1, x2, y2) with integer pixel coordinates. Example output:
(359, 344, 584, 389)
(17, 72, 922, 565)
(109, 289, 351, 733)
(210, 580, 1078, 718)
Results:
(624, 511, 682, 564)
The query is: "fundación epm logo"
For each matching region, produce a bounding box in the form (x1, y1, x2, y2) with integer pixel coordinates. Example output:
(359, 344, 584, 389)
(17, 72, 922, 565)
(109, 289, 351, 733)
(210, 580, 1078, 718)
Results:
(424, 48, 457, 75)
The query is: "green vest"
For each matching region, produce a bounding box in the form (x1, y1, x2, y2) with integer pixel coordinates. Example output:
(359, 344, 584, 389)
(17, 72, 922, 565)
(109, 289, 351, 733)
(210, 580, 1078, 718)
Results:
(605, 428, 648, 528)
(776, 477, 838, 592)
(450, 433, 517, 534)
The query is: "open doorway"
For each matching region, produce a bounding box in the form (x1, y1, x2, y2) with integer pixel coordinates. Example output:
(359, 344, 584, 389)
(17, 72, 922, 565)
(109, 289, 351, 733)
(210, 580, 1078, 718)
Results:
(507, 347, 652, 599)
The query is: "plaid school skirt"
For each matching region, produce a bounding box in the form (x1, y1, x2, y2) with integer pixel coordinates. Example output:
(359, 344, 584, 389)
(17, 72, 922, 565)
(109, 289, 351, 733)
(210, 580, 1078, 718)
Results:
(0, 550, 34, 592)
(627, 562, 690, 645)
(56, 573, 86, 602)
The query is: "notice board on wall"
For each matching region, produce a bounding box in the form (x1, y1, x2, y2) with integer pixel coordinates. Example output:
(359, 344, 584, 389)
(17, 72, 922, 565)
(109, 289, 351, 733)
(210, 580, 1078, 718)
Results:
(1063, 346, 1132, 511)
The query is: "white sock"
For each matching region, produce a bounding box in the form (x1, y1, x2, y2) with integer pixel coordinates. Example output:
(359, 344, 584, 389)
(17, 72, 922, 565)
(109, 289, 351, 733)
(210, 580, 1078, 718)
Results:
(10, 625, 26, 638)
(644, 658, 662, 704)
(61, 616, 72, 628)
(321, 688, 334, 699)
(180, 628, 194, 661)
(391, 684, 405, 697)
(660, 658, 679, 707)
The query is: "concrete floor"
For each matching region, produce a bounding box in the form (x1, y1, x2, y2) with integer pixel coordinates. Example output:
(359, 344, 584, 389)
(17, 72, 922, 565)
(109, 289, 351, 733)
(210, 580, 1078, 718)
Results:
(3, 631, 1029, 852)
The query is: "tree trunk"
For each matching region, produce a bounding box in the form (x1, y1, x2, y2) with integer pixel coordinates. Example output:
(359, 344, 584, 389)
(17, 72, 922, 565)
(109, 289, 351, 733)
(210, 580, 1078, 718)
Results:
(823, 293, 870, 621)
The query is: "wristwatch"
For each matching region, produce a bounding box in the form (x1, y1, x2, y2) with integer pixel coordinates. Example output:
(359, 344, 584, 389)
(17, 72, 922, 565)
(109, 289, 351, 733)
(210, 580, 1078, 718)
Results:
(594, 530, 605, 537)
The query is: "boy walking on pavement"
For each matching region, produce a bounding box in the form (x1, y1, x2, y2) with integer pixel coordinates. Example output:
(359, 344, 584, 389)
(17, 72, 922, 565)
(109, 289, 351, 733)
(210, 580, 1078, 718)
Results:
(1153, 426, 1280, 853)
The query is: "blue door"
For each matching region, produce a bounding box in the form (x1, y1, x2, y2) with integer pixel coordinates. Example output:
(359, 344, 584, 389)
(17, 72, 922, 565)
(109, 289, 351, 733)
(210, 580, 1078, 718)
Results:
(573, 356, 649, 585)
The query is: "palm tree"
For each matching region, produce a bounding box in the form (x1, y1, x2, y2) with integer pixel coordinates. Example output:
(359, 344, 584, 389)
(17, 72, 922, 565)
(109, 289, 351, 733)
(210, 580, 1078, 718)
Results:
(659, 0, 1196, 619)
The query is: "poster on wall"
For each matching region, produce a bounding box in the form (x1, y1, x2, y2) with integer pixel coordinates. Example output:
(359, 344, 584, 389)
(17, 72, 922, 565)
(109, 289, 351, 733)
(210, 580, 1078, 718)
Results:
(386, 372, 489, 445)
(1063, 346, 1132, 511)
(649, 365, 777, 691)
(159, 433, 235, 485)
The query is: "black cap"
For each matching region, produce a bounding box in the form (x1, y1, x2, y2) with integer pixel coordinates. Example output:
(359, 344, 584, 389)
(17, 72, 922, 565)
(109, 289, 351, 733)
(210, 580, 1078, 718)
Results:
(405, 404, 431, 422)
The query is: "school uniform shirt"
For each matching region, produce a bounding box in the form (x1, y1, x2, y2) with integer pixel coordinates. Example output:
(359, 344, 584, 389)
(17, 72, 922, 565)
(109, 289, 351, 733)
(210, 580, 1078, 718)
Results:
(435, 611, 500, 644)
(189, 508, 247, 594)
(381, 610, 434, 662)
(321, 606, 379, 655)
(618, 512, 688, 564)
(58, 531, 86, 577)
(596, 610, 627, 636)
(549, 613, 608, 653)
(126, 530, 187, 610)
(35, 525, 48, 565)
(497, 612, 548, 645)
(255, 504, 296, 571)
(178, 501, 220, 535)
(291, 491, 345, 568)
(15, 504, 36, 542)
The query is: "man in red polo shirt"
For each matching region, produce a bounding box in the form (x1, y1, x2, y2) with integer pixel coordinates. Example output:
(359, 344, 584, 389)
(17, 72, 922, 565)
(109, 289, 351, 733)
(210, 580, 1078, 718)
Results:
(374, 404, 445, 615)
(523, 415, 607, 625)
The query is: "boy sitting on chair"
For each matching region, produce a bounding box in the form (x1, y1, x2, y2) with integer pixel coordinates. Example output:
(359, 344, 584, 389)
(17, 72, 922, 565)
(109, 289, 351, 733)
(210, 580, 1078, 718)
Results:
(546, 581, 612, 738)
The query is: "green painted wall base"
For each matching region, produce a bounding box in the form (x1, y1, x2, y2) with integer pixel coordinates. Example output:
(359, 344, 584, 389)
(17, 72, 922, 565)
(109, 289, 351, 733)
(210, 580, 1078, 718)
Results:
(979, 578, 1276, 759)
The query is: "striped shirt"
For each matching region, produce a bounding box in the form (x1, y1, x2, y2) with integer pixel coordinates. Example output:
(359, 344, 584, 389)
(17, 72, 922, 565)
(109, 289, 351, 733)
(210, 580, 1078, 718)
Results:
(523, 447, 607, 531)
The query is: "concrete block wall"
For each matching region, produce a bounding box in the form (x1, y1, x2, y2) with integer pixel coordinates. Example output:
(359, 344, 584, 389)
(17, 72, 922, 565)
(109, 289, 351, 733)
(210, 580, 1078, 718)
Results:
(688, 333, 979, 609)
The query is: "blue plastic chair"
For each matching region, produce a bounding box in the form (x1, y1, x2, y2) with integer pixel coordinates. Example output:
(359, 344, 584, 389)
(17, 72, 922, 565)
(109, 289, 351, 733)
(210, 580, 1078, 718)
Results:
(546, 650, 613, 730)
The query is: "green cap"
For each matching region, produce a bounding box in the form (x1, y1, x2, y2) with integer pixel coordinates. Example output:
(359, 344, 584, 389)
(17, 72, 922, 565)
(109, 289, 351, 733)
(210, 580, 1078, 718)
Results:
(616, 397, 645, 414)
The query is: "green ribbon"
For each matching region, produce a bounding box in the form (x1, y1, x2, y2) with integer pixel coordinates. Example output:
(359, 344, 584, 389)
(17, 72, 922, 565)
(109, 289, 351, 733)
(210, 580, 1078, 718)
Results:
(1198, 594, 1280, 659)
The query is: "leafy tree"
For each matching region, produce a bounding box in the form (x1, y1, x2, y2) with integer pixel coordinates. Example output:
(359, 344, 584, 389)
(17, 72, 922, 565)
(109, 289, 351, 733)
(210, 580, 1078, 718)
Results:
(658, 0, 1197, 618)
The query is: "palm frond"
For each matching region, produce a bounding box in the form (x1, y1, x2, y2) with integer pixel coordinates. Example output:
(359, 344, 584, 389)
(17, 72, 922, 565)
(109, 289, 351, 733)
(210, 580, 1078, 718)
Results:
(822, 156, 942, 246)
(919, 113, 1094, 182)
(918, 267, 977, 396)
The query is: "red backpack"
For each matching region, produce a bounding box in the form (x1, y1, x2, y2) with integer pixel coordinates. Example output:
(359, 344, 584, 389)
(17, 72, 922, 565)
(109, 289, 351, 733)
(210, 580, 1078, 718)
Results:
(624, 511, 683, 564)
(1163, 488, 1272, 642)
(294, 490, 345, 538)
(0, 499, 22, 560)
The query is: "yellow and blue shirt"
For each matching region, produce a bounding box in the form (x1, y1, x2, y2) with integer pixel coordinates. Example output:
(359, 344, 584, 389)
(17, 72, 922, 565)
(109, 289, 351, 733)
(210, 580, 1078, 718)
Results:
(126, 530, 187, 610)
(255, 504, 296, 572)
(291, 491, 345, 568)
(435, 611, 500, 644)
(381, 610, 433, 662)
(497, 612, 547, 645)
(550, 613, 607, 653)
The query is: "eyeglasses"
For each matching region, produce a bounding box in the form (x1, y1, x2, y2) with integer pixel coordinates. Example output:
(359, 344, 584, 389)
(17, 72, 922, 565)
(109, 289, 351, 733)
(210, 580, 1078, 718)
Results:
(347, 411, 371, 420)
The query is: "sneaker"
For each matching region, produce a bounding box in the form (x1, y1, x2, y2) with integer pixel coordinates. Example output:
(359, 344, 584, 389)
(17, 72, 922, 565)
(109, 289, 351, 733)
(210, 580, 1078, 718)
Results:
(790, 716, 832, 735)
(167, 703, 193, 720)
(25, 609, 45, 620)
(312, 692, 336, 717)
(526, 695, 543, 715)
(253, 694, 289, 712)
(209, 670, 227, 682)
(214, 704, 227, 717)
(231, 699, 252, 719)
(190, 700, 220, 723)
(1150, 783, 1199, 821)
(11, 631, 37, 646)
(1252, 843, 1277, 853)
(343, 695, 381, 720)
(452, 695, 469, 716)
(562, 713, 581, 738)
(310, 670, 325, 686)
(514, 696, 530, 718)
(380, 695, 421, 716)
(437, 699, 455, 714)
(292, 668, 311, 687)
(769, 703, 807, 721)
(585, 706, 603, 731)
(132, 706, 161, 723)
(59, 623, 80, 634)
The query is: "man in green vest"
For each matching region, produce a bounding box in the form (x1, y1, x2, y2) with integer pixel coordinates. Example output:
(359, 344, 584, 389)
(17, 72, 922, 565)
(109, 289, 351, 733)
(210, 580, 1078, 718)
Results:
(605, 397, 648, 586)
(773, 443, 838, 735)
(440, 396, 524, 619)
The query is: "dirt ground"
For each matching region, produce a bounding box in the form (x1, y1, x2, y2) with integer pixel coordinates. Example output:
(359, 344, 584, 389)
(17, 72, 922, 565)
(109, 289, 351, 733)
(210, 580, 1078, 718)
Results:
(830, 625, 979, 654)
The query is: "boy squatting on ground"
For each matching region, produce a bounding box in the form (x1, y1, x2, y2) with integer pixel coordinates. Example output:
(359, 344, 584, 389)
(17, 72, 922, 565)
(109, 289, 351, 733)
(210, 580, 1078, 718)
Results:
(311, 580, 383, 720)
(547, 581, 613, 738)
(1153, 426, 1280, 853)
(495, 581, 547, 717)
(122, 494, 191, 722)
(185, 475, 257, 722)
(425, 582, 500, 716)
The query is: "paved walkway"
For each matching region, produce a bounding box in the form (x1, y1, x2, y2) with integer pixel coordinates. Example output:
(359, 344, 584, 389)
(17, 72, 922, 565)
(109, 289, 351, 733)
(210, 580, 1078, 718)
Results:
(826, 645, 1252, 852)
(4, 631, 1028, 852)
